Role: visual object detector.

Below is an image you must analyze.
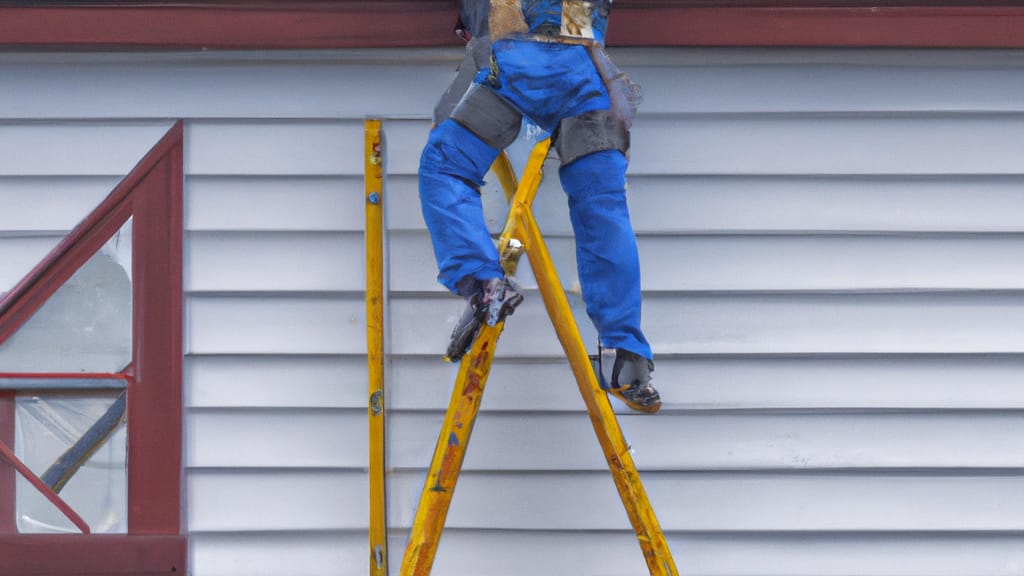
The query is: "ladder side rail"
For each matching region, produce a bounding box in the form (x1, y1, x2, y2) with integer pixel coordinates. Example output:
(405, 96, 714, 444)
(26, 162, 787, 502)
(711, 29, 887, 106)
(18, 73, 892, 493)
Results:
(400, 146, 543, 575)
(517, 205, 679, 575)
(400, 322, 505, 576)
(511, 143, 680, 576)
(365, 119, 389, 576)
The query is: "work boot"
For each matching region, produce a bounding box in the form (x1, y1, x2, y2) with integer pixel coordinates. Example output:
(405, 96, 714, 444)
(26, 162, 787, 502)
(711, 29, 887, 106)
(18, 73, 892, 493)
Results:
(445, 277, 523, 362)
(597, 347, 661, 414)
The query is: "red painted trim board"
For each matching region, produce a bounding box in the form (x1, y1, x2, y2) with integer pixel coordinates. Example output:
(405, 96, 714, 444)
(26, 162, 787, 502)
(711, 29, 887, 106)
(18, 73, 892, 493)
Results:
(1, 3, 1024, 48)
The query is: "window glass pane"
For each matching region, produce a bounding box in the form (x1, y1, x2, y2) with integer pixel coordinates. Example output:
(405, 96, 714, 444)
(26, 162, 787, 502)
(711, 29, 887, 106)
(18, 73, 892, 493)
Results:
(14, 392, 127, 534)
(0, 218, 132, 373)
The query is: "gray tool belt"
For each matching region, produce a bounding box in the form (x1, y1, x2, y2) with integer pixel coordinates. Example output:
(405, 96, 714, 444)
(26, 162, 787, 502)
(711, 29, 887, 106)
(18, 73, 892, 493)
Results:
(450, 83, 523, 150)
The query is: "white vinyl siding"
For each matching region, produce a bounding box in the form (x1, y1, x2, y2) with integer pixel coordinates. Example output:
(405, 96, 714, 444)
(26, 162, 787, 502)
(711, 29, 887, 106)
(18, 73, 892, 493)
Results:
(1, 47, 1024, 576)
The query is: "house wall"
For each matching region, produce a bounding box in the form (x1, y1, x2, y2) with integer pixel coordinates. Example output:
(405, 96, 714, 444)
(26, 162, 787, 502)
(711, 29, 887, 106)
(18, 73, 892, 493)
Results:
(1, 47, 1024, 575)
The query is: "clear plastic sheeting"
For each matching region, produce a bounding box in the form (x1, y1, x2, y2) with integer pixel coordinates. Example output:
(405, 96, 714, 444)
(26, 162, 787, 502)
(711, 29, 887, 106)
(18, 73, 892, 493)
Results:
(0, 218, 132, 373)
(14, 392, 127, 534)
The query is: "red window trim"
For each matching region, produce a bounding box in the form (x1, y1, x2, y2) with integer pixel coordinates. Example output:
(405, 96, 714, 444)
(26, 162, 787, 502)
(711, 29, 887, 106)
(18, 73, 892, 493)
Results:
(0, 122, 185, 575)
(0, 1, 1023, 48)
(0, 393, 12, 534)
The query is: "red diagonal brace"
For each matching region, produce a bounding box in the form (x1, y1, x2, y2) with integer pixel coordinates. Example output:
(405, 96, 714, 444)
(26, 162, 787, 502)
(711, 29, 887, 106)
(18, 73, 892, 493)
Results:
(0, 440, 90, 534)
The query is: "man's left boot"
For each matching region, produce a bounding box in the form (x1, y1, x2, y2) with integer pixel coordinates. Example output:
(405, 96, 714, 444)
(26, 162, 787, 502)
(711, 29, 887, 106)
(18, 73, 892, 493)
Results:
(596, 346, 662, 414)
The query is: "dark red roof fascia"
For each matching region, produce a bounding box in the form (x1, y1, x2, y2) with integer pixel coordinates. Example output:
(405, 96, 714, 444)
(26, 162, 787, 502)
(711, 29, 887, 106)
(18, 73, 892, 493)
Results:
(610, 5, 1024, 48)
(1, 2, 1024, 48)
(0, 2, 460, 49)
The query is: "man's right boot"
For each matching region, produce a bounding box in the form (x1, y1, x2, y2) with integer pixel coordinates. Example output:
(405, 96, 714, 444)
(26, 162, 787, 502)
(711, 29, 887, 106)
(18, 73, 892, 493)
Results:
(445, 277, 523, 362)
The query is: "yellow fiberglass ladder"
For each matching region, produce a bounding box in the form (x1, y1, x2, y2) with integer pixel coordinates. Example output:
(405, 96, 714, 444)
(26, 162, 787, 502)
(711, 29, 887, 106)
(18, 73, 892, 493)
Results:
(398, 137, 679, 576)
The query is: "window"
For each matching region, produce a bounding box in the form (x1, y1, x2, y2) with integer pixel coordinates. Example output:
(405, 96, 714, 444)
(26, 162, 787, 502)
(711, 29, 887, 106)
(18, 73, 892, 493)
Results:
(0, 122, 185, 575)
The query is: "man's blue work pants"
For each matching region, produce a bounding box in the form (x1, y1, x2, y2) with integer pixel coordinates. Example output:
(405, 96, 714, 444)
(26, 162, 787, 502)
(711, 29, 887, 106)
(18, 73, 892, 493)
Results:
(418, 39, 652, 359)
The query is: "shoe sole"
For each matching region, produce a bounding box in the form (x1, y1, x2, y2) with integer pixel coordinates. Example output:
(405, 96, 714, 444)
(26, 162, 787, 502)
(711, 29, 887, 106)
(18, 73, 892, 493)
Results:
(607, 389, 662, 414)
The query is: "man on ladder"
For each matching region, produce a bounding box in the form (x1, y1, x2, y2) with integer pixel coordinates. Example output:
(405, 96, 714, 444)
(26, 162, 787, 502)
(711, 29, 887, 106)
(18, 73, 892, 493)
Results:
(419, 0, 661, 413)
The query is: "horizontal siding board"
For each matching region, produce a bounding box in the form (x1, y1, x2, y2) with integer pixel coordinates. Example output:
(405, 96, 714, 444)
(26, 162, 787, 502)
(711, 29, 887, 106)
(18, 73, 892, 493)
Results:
(381, 175, 423, 231)
(182, 469, 1024, 532)
(390, 172, 1024, 236)
(663, 355, 1024, 411)
(630, 115, 1024, 176)
(643, 293, 1024, 355)
(388, 355, 1024, 412)
(191, 530, 1024, 576)
(186, 231, 364, 292)
(187, 469, 366, 531)
(387, 471, 1024, 531)
(0, 122, 174, 176)
(380, 119, 431, 176)
(391, 173, 1024, 236)
(376, 230, 448, 293)
(638, 234, 1024, 292)
(381, 116, 1024, 177)
(427, 530, 1024, 576)
(389, 411, 1024, 472)
(390, 232, 1024, 293)
(191, 532, 368, 576)
(185, 355, 367, 409)
(186, 176, 364, 232)
(386, 174, 1024, 241)
(185, 388, 1024, 472)
(416, 472, 1024, 533)
(6, 51, 1024, 120)
(0, 56, 453, 120)
(184, 529, 1024, 576)
(0, 177, 119, 231)
(390, 292, 1024, 356)
(627, 175, 1024, 234)
(631, 62, 1024, 115)
(185, 121, 364, 176)
(187, 408, 367, 468)
(186, 295, 367, 354)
